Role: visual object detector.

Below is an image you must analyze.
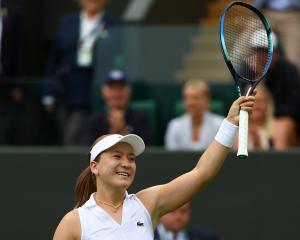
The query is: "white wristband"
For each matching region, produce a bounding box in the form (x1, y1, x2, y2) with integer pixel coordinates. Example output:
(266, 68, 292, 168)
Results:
(215, 119, 238, 148)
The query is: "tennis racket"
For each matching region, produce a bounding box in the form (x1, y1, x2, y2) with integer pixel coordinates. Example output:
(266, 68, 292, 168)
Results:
(219, 1, 273, 158)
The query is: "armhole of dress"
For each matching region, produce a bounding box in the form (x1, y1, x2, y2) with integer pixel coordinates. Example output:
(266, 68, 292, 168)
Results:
(76, 208, 85, 240)
(133, 195, 153, 227)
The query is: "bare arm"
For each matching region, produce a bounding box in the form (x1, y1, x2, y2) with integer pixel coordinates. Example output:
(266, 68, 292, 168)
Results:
(53, 210, 81, 240)
(137, 95, 255, 226)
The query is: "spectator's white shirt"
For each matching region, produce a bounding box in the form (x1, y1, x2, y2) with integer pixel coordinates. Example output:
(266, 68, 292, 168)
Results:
(157, 223, 188, 240)
(165, 112, 223, 151)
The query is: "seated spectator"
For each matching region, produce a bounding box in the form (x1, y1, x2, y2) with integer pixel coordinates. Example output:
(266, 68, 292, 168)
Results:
(155, 203, 219, 240)
(82, 69, 151, 145)
(248, 86, 274, 150)
(164, 79, 223, 150)
(254, 0, 300, 71)
(233, 86, 274, 150)
(0, 0, 27, 144)
(260, 32, 300, 149)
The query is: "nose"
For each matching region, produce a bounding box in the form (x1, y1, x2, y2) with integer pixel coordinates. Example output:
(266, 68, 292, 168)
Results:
(120, 157, 131, 168)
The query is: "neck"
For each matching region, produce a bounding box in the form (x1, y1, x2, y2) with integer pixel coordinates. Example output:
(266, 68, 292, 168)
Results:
(191, 113, 203, 125)
(95, 186, 126, 206)
(95, 190, 125, 213)
(251, 119, 265, 128)
(84, 10, 101, 20)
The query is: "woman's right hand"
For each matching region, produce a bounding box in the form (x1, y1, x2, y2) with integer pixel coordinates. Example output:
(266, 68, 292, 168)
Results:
(226, 93, 256, 126)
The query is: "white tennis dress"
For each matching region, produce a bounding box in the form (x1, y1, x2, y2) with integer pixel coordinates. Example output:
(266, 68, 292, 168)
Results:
(77, 192, 154, 240)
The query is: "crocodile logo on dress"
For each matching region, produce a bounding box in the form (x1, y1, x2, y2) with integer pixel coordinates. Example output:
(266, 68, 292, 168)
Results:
(136, 221, 144, 227)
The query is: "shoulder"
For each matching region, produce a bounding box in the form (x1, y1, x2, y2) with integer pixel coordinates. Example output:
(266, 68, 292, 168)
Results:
(53, 210, 81, 240)
(102, 13, 121, 26)
(206, 112, 223, 124)
(88, 111, 105, 122)
(63, 209, 80, 223)
(168, 114, 189, 127)
(59, 12, 79, 26)
(136, 186, 162, 226)
(165, 114, 189, 135)
(187, 227, 219, 240)
(127, 108, 148, 119)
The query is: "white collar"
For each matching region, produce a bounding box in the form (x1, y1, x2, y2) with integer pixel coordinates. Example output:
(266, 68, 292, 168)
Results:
(81, 10, 104, 23)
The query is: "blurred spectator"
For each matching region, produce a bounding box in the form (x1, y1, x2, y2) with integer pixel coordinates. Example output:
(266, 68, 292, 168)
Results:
(0, 87, 52, 145)
(248, 86, 274, 150)
(42, 0, 120, 145)
(154, 203, 219, 240)
(164, 79, 223, 150)
(82, 69, 150, 145)
(261, 32, 300, 149)
(233, 86, 274, 150)
(254, 0, 300, 71)
(0, 0, 26, 144)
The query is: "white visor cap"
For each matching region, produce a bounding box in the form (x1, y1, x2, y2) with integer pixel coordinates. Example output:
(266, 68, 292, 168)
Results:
(90, 134, 145, 161)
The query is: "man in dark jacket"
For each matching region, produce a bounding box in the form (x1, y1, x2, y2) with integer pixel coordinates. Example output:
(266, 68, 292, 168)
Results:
(0, 0, 27, 144)
(42, 0, 121, 145)
(82, 69, 151, 145)
(263, 33, 300, 148)
(154, 203, 219, 240)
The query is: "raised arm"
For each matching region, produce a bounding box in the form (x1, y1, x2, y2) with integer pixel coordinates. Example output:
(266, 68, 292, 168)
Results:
(137, 95, 255, 227)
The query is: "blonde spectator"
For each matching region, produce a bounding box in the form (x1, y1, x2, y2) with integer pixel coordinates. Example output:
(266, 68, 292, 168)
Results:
(165, 79, 223, 150)
(233, 86, 274, 151)
(248, 86, 274, 150)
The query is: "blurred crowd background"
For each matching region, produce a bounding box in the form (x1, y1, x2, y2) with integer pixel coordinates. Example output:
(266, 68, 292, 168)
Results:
(1, 0, 300, 150)
(1, 1, 300, 239)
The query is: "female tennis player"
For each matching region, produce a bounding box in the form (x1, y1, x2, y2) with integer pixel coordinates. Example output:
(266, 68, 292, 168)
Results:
(53, 95, 256, 240)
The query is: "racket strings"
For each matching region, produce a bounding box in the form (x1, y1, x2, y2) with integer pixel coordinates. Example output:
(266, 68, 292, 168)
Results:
(223, 5, 270, 81)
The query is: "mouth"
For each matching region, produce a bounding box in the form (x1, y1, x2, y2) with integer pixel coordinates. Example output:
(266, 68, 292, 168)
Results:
(116, 171, 130, 177)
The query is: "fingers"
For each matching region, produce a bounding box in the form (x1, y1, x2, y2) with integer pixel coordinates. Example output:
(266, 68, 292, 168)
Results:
(226, 94, 256, 125)
(237, 95, 255, 103)
(240, 106, 253, 115)
(240, 98, 255, 107)
(238, 95, 255, 114)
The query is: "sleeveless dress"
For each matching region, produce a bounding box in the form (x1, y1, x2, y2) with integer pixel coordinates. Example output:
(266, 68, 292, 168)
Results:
(77, 192, 154, 240)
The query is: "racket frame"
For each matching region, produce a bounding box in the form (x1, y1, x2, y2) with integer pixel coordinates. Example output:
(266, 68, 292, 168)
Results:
(219, 1, 273, 158)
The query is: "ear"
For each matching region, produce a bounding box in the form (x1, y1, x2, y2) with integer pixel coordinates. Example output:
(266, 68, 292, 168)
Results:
(101, 85, 107, 98)
(90, 161, 99, 175)
(127, 86, 132, 97)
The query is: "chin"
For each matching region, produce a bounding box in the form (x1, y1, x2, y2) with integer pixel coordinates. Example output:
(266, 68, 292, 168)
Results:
(117, 180, 132, 189)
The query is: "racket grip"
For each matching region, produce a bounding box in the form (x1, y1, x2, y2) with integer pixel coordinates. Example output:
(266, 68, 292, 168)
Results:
(237, 109, 249, 159)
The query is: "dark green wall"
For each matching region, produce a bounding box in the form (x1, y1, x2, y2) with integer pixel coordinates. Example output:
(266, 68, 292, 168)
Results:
(0, 148, 300, 239)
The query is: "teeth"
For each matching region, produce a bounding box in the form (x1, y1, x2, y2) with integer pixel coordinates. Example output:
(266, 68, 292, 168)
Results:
(117, 172, 129, 177)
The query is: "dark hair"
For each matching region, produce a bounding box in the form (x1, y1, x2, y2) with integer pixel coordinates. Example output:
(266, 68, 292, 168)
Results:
(74, 134, 111, 208)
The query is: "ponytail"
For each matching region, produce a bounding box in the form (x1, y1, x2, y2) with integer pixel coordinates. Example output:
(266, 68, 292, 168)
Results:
(74, 166, 96, 208)
(74, 134, 112, 208)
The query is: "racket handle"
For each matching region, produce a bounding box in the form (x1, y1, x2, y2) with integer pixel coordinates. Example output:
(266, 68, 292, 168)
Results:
(237, 109, 249, 159)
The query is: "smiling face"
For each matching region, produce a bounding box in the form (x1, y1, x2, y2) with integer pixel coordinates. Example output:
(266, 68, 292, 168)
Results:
(91, 142, 136, 190)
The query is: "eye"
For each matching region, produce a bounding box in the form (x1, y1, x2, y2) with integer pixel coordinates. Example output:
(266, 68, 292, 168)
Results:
(113, 154, 121, 159)
(128, 156, 135, 162)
